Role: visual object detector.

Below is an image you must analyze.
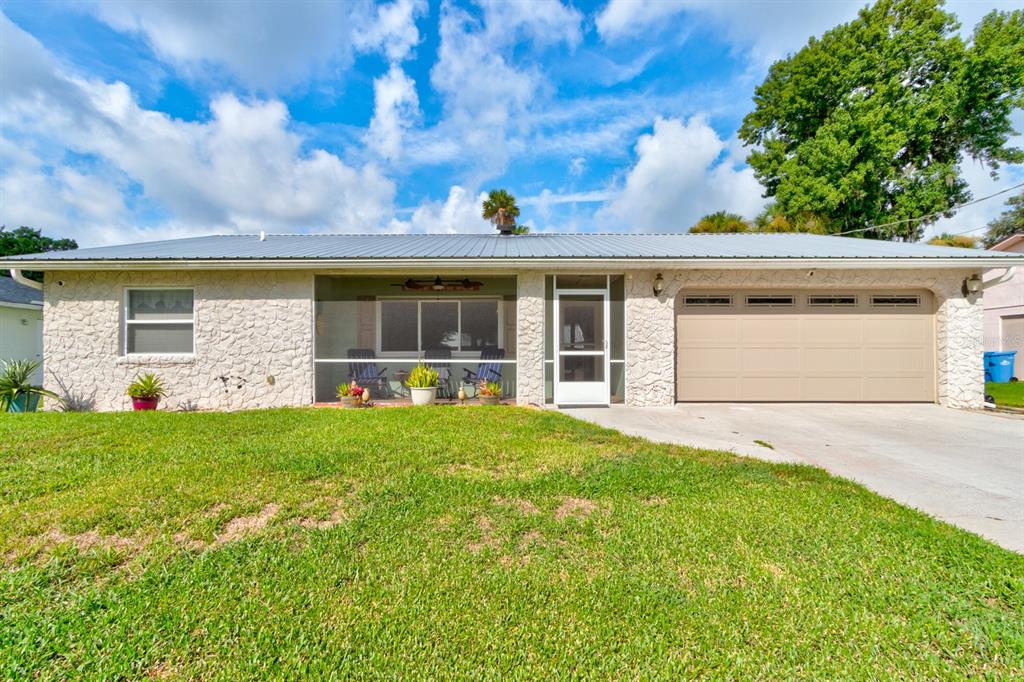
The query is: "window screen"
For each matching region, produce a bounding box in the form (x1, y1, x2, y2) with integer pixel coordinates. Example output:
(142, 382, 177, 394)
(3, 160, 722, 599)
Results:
(125, 289, 194, 354)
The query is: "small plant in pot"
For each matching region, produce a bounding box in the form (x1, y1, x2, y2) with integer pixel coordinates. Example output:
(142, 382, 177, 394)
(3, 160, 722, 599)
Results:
(0, 359, 61, 412)
(478, 380, 502, 405)
(127, 372, 167, 411)
(406, 364, 439, 406)
(337, 381, 364, 408)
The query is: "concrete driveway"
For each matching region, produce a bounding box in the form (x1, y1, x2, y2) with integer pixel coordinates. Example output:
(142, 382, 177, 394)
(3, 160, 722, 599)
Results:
(562, 404, 1024, 553)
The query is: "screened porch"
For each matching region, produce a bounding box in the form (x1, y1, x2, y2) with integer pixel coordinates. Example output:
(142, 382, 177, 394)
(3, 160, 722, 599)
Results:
(313, 275, 517, 402)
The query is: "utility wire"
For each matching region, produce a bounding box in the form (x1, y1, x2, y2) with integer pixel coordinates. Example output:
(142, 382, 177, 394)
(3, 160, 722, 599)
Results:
(831, 180, 1024, 237)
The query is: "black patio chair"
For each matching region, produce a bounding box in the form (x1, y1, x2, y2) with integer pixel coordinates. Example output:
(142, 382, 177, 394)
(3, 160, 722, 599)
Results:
(347, 348, 393, 398)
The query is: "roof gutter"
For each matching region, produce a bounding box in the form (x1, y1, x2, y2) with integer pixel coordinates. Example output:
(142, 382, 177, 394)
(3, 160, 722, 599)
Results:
(9, 269, 43, 290)
(0, 256, 1019, 271)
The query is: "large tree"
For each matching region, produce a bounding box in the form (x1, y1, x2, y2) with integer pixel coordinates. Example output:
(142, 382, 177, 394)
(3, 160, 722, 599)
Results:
(0, 226, 78, 281)
(739, 0, 1024, 241)
(982, 192, 1024, 248)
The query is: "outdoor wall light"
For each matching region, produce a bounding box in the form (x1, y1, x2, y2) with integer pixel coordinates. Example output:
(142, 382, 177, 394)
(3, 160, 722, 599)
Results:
(962, 274, 982, 296)
(653, 273, 665, 296)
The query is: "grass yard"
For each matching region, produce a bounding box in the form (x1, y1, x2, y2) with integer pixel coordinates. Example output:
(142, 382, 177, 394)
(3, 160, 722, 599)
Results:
(1, 408, 1022, 679)
(987, 381, 1024, 408)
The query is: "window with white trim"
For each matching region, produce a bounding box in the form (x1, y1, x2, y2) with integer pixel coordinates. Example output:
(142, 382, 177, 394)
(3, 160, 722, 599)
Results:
(124, 288, 194, 354)
(379, 298, 500, 353)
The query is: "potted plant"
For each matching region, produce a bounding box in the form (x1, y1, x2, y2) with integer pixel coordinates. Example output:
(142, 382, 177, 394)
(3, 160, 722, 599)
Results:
(127, 372, 167, 410)
(478, 380, 502, 405)
(406, 364, 439, 406)
(0, 359, 60, 412)
(337, 381, 364, 408)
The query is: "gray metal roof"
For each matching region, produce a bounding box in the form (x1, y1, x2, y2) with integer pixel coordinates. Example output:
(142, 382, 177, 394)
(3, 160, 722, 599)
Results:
(2, 232, 1020, 263)
(0, 276, 43, 306)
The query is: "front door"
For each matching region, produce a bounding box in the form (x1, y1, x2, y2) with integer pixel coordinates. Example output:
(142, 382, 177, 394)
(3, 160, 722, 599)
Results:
(554, 289, 609, 404)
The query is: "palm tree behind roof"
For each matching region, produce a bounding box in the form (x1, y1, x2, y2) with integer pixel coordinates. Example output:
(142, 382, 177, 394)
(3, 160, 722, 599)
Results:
(482, 189, 521, 233)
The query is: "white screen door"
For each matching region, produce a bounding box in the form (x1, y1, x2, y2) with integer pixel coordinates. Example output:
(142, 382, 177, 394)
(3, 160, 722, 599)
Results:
(553, 289, 609, 404)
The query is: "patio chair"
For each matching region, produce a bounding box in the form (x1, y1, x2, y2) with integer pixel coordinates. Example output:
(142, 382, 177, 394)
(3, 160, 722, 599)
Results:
(424, 348, 454, 399)
(346, 348, 393, 398)
(462, 348, 505, 396)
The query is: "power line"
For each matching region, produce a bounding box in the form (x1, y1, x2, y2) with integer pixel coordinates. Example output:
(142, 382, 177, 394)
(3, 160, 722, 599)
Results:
(831, 180, 1024, 237)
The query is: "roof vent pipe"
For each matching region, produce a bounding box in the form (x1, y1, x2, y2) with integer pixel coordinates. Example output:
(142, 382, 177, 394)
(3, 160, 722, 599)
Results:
(259, 231, 266, 241)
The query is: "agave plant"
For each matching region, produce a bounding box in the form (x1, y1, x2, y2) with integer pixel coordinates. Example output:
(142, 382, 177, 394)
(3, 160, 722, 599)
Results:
(0, 359, 61, 412)
(126, 372, 168, 399)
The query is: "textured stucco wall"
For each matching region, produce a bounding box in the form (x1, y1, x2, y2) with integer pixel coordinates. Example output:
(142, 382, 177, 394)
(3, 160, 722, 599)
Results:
(624, 268, 984, 409)
(43, 270, 314, 411)
(515, 271, 545, 406)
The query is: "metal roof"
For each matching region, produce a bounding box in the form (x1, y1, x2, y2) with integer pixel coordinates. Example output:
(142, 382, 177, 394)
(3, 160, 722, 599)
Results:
(0, 276, 43, 307)
(2, 233, 1021, 264)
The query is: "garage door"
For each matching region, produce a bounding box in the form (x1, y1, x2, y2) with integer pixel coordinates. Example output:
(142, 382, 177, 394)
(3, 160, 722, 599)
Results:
(676, 290, 935, 402)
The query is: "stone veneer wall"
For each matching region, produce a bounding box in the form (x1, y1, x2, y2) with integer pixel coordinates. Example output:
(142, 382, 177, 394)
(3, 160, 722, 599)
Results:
(515, 271, 546, 406)
(43, 270, 314, 411)
(624, 268, 984, 409)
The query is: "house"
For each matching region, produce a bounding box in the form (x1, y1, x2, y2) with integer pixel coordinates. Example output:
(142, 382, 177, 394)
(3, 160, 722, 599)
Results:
(983, 233, 1024, 376)
(0, 275, 44, 382)
(2, 232, 1020, 412)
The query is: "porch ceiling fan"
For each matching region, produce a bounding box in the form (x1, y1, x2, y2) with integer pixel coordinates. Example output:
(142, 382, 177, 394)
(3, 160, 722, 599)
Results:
(392, 276, 483, 291)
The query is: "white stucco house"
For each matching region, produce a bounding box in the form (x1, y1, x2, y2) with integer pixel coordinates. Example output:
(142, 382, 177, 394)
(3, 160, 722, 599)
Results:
(0, 275, 44, 382)
(983, 233, 1024, 375)
(2, 231, 1020, 412)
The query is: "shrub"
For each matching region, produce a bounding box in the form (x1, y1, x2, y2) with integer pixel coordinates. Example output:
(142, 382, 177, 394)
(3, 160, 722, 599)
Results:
(406, 364, 439, 388)
(127, 372, 167, 399)
(479, 381, 502, 397)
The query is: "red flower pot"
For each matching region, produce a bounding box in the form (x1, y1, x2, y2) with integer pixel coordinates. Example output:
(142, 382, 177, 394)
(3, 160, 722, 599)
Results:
(131, 396, 160, 411)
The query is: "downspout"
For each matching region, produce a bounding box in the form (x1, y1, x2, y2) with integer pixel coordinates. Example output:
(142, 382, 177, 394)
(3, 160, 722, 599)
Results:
(10, 269, 43, 290)
(982, 267, 1014, 290)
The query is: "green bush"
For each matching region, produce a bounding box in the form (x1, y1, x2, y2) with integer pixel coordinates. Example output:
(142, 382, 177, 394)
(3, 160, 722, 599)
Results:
(127, 372, 167, 399)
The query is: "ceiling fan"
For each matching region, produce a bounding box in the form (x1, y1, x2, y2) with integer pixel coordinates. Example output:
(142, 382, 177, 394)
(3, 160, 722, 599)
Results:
(392, 276, 483, 291)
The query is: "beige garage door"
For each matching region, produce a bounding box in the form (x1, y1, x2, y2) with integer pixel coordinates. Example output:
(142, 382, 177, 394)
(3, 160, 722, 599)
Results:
(676, 290, 935, 402)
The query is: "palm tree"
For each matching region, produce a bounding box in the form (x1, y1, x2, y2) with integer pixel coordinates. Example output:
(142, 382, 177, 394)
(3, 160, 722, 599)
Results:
(689, 211, 751, 233)
(482, 189, 521, 232)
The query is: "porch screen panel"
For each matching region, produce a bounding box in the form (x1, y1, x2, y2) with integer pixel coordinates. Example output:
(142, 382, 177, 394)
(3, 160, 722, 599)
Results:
(380, 301, 418, 352)
(421, 302, 459, 350)
(461, 300, 500, 351)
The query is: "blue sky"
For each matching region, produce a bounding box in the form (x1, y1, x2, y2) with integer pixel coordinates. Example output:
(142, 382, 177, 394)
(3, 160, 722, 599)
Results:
(1, 0, 1021, 247)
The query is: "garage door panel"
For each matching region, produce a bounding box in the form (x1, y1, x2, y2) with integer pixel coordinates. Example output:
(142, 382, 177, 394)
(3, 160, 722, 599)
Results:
(677, 289, 934, 402)
(678, 377, 740, 401)
(863, 347, 929, 373)
(740, 318, 800, 344)
(802, 318, 864, 344)
(678, 347, 738, 372)
(804, 347, 862, 372)
(864, 318, 930, 344)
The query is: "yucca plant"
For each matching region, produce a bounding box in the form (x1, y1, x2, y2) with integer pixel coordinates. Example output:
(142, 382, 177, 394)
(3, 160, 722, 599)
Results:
(0, 359, 61, 412)
(406, 364, 439, 388)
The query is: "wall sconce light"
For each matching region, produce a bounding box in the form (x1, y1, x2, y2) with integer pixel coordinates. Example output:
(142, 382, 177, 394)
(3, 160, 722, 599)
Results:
(653, 272, 665, 296)
(962, 274, 982, 296)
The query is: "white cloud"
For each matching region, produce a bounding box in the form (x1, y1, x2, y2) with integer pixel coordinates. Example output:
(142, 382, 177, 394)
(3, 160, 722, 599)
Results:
(353, 0, 426, 62)
(366, 65, 420, 162)
(88, 0, 368, 90)
(569, 157, 587, 177)
(392, 186, 490, 233)
(0, 12, 397, 245)
(597, 116, 765, 231)
(477, 0, 583, 48)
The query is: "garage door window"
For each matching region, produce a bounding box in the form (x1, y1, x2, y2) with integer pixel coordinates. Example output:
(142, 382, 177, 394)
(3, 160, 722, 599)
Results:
(808, 295, 857, 307)
(746, 295, 794, 307)
(871, 295, 920, 307)
(683, 295, 732, 307)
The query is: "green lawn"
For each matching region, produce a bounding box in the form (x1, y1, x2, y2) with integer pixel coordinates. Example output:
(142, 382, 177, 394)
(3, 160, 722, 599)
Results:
(987, 381, 1024, 408)
(1, 408, 1022, 679)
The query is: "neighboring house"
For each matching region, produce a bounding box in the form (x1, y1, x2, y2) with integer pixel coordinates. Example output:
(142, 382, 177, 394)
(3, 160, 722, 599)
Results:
(1, 232, 1020, 412)
(0, 275, 44, 382)
(983, 233, 1024, 377)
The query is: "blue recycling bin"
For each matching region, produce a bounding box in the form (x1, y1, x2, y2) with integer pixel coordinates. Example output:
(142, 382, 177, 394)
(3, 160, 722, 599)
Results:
(984, 351, 1016, 383)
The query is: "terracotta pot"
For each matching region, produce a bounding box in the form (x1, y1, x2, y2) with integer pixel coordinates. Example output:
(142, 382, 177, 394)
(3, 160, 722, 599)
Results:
(131, 396, 160, 411)
(338, 396, 359, 409)
(479, 395, 500, 406)
(409, 386, 437, 406)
